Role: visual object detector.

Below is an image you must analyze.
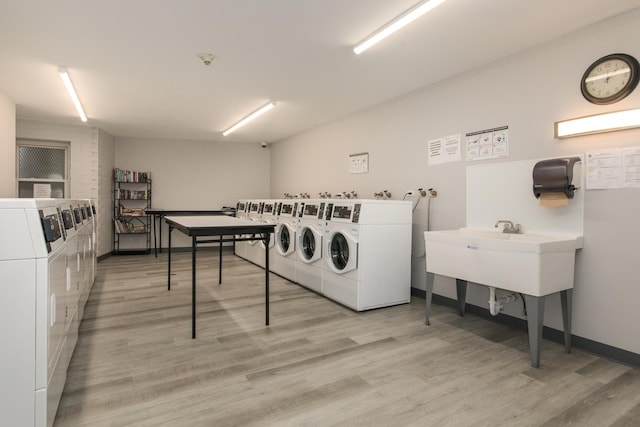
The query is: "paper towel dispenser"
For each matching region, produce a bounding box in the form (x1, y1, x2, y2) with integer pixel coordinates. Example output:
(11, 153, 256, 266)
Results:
(532, 157, 581, 199)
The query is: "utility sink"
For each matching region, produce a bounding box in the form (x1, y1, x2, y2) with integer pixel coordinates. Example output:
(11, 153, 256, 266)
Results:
(424, 228, 583, 296)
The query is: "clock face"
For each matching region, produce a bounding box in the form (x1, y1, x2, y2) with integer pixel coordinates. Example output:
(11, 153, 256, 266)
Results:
(581, 53, 639, 105)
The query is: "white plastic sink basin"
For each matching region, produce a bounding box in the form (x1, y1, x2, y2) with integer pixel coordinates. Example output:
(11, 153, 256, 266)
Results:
(424, 228, 583, 296)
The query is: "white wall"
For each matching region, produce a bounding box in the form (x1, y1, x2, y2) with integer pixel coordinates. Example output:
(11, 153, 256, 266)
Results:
(0, 91, 16, 197)
(270, 9, 640, 355)
(115, 137, 270, 248)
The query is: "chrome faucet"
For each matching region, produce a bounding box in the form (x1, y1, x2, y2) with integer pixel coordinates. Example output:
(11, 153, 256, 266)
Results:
(494, 220, 522, 234)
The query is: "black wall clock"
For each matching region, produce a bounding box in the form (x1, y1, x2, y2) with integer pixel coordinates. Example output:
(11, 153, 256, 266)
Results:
(581, 53, 639, 105)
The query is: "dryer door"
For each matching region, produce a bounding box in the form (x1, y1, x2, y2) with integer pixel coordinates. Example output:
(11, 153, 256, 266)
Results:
(297, 225, 322, 263)
(326, 229, 357, 274)
(276, 223, 295, 256)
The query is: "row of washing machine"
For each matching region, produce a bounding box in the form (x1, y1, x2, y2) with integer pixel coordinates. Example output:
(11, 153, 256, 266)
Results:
(0, 198, 97, 427)
(235, 198, 412, 311)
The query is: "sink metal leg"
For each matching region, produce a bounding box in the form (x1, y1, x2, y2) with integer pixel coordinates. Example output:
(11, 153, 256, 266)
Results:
(456, 279, 467, 317)
(425, 272, 434, 325)
(524, 294, 545, 368)
(560, 289, 573, 353)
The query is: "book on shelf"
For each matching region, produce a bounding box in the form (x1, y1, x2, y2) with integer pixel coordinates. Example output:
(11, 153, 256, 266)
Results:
(114, 219, 147, 234)
(116, 188, 148, 200)
(131, 224, 147, 233)
(118, 206, 146, 216)
(114, 168, 151, 183)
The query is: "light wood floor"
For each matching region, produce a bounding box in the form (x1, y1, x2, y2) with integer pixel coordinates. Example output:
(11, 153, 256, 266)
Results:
(54, 251, 640, 426)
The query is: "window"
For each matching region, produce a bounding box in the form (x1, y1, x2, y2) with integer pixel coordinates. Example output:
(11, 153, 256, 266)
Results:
(17, 140, 70, 198)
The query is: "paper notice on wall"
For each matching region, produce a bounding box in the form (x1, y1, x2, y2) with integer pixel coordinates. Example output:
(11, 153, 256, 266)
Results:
(428, 134, 461, 165)
(33, 183, 52, 198)
(587, 146, 640, 189)
(622, 146, 640, 188)
(466, 126, 509, 161)
(586, 149, 622, 189)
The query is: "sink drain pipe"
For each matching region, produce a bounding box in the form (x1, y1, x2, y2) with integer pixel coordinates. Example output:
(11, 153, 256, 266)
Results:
(488, 287, 519, 316)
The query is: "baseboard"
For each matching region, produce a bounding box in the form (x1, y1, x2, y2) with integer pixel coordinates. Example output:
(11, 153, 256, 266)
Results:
(96, 253, 111, 262)
(411, 287, 640, 369)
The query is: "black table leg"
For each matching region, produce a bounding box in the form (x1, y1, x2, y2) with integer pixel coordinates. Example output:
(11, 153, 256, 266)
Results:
(167, 225, 173, 290)
(159, 214, 163, 253)
(192, 235, 197, 339)
(264, 232, 270, 326)
(153, 214, 158, 257)
(218, 235, 223, 285)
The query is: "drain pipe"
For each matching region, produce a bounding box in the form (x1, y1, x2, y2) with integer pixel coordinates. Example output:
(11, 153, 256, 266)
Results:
(488, 287, 519, 316)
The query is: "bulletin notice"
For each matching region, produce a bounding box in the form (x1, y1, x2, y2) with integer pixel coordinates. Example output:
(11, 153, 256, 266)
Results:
(466, 126, 509, 161)
(428, 134, 461, 165)
(586, 146, 640, 189)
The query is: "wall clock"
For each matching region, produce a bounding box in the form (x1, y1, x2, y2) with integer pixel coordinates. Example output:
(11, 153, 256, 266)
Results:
(581, 53, 639, 105)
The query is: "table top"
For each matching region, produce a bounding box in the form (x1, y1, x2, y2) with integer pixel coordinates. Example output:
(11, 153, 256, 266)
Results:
(165, 215, 274, 236)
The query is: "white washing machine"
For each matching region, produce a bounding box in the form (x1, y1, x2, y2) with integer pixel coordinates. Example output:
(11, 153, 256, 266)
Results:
(234, 199, 250, 258)
(295, 199, 325, 294)
(323, 199, 412, 311)
(244, 200, 264, 266)
(272, 199, 298, 281)
(255, 200, 278, 268)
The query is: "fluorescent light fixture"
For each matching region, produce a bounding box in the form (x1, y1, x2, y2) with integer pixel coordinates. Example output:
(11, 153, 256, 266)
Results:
(555, 108, 640, 138)
(222, 101, 276, 136)
(353, 0, 447, 55)
(58, 66, 87, 122)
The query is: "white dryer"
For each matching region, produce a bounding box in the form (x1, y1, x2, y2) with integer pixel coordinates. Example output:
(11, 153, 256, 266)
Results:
(323, 199, 412, 311)
(0, 198, 94, 426)
(295, 200, 326, 293)
(272, 200, 298, 281)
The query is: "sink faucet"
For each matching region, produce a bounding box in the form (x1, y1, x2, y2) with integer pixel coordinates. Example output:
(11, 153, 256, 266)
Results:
(494, 220, 522, 234)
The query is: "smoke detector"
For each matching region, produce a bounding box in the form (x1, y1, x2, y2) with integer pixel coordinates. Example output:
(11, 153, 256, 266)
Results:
(197, 52, 217, 66)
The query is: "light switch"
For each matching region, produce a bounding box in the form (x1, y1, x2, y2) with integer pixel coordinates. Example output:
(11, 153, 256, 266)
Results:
(349, 153, 369, 174)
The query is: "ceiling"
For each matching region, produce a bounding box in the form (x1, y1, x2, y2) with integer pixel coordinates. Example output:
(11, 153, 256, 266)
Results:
(1, 1, 638, 144)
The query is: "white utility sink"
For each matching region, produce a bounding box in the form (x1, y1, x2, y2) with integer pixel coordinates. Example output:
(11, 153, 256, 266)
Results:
(424, 228, 583, 296)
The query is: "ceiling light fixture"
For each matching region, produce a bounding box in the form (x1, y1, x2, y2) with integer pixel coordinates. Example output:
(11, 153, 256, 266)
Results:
(222, 101, 276, 136)
(58, 66, 87, 122)
(555, 108, 640, 138)
(353, 0, 447, 55)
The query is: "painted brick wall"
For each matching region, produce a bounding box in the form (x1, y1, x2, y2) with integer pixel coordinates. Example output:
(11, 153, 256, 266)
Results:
(97, 129, 115, 256)
(16, 119, 112, 256)
(0, 91, 16, 197)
